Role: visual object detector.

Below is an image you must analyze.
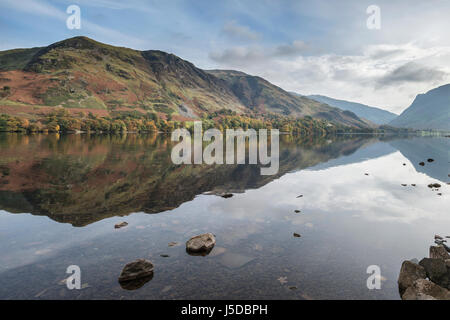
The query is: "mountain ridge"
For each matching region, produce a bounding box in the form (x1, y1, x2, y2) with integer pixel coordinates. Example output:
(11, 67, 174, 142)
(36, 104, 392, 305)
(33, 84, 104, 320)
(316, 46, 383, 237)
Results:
(388, 84, 450, 131)
(305, 94, 397, 125)
(0, 36, 371, 128)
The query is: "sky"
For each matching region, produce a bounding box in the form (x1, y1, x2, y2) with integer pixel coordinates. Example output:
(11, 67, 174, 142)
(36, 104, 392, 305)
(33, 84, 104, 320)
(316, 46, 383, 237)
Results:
(1, 0, 450, 114)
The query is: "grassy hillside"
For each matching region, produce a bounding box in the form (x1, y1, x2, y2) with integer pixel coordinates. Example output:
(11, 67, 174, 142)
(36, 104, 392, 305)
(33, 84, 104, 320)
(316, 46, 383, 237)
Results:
(0, 36, 372, 129)
(0, 36, 244, 118)
(208, 70, 373, 128)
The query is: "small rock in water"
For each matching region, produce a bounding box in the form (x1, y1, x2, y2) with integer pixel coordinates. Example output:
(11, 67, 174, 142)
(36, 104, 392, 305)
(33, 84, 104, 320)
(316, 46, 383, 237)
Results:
(118, 259, 154, 290)
(403, 163, 406, 166)
(437, 193, 442, 196)
(186, 233, 216, 255)
(115, 222, 128, 229)
(293, 233, 301, 238)
(289, 286, 298, 290)
(427, 158, 434, 163)
(168, 242, 180, 247)
(296, 195, 303, 198)
(401, 184, 407, 187)
(365, 173, 369, 176)
(160, 254, 170, 258)
(294, 210, 301, 213)
(411, 184, 416, 187)
(419, 162, 425, 166)
(221, 193, 233, 199)
(435, 235, 444, 240)
(428, 183, 441, 188)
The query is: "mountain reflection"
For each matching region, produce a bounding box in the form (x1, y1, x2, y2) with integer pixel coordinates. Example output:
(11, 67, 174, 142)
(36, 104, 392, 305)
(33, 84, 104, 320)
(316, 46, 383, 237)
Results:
(0, 133, 433, 227)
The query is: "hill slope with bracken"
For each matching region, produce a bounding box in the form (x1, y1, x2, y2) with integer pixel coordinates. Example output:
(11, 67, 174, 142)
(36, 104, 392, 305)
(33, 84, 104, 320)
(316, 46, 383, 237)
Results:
(207, 70, 372, 128)
(0, 36, 370, 128)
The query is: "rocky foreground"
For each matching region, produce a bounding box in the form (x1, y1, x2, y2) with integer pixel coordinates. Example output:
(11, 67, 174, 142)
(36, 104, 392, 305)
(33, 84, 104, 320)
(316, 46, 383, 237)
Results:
(398, 240, 450, 300)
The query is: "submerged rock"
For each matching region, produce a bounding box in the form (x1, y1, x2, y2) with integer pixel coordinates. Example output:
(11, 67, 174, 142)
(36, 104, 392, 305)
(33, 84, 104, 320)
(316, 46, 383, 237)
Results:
(221, 193, 233, 199)
(186, 233, 216, 255)
(419, 162, 425, 166)
(294, 210, 301, 213)
(398, 260, 426, 295)
(168, 241, 180, 247)
(114, 221, 128, 229)
(118, 259, 154, 290)
(427, 158, 435, 163)
(218, 252, 255, 269)
(293, 233, 301, 238)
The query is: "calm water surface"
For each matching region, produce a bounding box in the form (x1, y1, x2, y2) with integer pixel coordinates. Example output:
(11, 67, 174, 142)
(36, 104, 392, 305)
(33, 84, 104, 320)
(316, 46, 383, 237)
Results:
(0, 133, 448, 299)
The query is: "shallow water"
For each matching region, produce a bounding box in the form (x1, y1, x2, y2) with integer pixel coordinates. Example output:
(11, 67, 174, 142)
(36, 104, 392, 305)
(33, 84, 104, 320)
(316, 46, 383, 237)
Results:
(0, 133, 448, 299)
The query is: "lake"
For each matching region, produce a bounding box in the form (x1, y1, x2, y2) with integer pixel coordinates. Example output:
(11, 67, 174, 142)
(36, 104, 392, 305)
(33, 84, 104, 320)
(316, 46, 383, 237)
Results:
(0, 133, 448, 299)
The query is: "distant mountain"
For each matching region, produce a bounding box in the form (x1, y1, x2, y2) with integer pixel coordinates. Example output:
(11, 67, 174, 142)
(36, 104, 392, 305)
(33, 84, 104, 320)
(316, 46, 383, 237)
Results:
(305, 94, 397, 125)
(0, 36, 371, 128)
(389, 84, 450, 131)
(208, 70, 372, 128)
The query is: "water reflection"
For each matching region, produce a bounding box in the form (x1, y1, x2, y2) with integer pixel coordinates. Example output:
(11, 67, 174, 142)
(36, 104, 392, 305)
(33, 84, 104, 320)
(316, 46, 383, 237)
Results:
(0, 133, 394, 226)
(0, 133, 448, 300)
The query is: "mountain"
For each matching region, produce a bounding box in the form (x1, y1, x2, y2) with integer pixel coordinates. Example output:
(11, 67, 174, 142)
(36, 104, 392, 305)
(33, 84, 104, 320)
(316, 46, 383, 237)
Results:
(0, 36, 370, 128)
(388, 84, 450, 131)
(207, 70, 372, 128)
(305, 94, 397, 125)
(0, 36, 244, 118)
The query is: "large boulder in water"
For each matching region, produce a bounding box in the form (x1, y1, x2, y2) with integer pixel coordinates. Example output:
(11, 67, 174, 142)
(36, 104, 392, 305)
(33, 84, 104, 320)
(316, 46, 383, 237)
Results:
(398, 260, 426, 295)
(402, 279, 450, 300)
(419, 258, 449, 288)
(186, 233, 216, 255)
(430, 245, 450, 260)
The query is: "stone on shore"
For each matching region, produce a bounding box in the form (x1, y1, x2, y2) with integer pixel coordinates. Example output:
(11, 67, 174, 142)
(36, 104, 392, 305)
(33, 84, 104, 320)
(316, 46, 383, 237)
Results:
(430, 245, 450, 260)
(402, 279, 450, 300)
(186, 233, 216, 255)
(398, 260, 426, 295)
(419, 258, 449, 288)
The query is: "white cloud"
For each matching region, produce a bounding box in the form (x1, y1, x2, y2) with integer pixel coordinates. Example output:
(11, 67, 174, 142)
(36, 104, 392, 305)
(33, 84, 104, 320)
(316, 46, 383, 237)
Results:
(222, 20, 261, 41)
